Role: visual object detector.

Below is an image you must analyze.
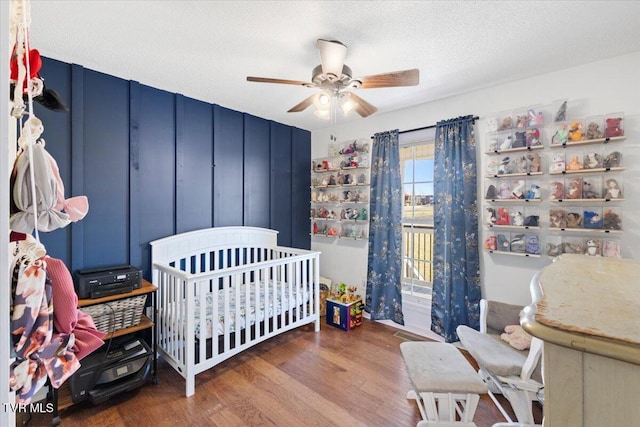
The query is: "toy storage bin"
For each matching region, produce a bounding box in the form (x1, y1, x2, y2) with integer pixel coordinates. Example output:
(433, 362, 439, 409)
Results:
(326, 299, 363, 331)
(80, 294, 147, 334)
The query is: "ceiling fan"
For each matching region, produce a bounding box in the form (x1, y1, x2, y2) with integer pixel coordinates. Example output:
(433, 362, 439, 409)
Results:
(246, 39, 419, 119)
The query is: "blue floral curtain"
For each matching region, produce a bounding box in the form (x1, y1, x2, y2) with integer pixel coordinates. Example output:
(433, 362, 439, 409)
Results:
(365, 129, 404, 325)
(431, 116, 480, 342)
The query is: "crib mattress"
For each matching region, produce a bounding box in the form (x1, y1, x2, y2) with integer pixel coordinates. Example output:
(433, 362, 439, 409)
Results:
(165, 282, 311, 339)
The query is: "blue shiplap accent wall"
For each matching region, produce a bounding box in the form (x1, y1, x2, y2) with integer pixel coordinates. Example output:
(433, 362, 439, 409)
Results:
(33, 57, 310, 280)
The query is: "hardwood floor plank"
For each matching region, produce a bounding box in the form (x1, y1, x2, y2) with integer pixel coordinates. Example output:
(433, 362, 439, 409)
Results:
(18, 318, 534, 427)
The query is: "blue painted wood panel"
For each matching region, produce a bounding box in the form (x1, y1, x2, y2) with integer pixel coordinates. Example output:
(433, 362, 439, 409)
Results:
(79, 68, 131, 269)
(270, 122, 292, 246)
(131, 83, 176, 278)
(243, 114, 270, 228)
(291, 127, 311, 249)
(213, 105, 244, 227)
(176, 96, 213, 233)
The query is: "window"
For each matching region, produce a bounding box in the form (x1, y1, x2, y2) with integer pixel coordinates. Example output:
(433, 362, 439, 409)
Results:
(400, 132, 435, 299)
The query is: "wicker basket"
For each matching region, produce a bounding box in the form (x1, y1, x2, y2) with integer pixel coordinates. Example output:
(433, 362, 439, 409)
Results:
(81, 294, 147, 334)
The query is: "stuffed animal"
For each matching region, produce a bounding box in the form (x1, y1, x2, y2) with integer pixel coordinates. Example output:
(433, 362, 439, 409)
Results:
(547, 242, 562, 257)
(516, 115, 528, 129)
(603, 209, 622, 230)
(605, 117, 624, 137)
(528, 109, 544, 127)
(497, 234, 510, 251)
(551, 125, 569, 145)
(566, 212, 582, 228)
(498, 116, 513, 131)
(499, 135, 513, 151)
(510, 234, 525, 253)
(549, 209, 568, 228)
(487, 117, 499, 132)
(524, 215, 539, 227)
(511, 179, 526, 199)
(549, 181, 564, 200)
(526, 235, 540, 255)
(525, 184, 540, 200)
(562, 241, 584, 254)
(582, 180, 598, 199)
(583, 152, 602, 169)
(501, 325, 533, 351)
(583, 211, 603, 229)
(602, 240, 621, 258)
(527, 152, 541, 173)
(495, 207, 510, 225)
(486, 207, 497, 225)
(566, 155, 583, 171)
(486, 184, 497, 200)
(484, 236, 497, 250)
(554, 101, 567, 122)
(511, 156, 528, 174)
(584, 239, 601, 256)
(585, 122, 604, 140)
(603, 151, 622, 169)
(498, 157, 512, 175)
(497, 182, 511, 199)
(513, 131, 526, 148)
(604, 178, 623, 199)
(526, 128, 541, 147)
(486, 159, 499, 176)
(565, 178, 582, 199)
(568, 121, 584, 142)
(550, 154, 565, 173)
(511, 211, 524, 226)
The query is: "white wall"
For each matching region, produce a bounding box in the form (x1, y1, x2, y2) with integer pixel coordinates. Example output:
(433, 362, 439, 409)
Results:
(312, 51, 640, 308)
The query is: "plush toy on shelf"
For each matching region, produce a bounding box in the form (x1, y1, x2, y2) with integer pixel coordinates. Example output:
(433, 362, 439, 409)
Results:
(604, 178, 623, 199)
(605, 117, 624, 137)
(585, 122, 604, 140)
(568, 121, 584, 141)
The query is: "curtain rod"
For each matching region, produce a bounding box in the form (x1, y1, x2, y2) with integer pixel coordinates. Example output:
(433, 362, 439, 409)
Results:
(370, 115, 480, 138)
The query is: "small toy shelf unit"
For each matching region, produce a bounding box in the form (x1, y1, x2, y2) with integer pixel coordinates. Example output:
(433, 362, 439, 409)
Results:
(482, 100, 626, 259)
(311, 138, 371, 242)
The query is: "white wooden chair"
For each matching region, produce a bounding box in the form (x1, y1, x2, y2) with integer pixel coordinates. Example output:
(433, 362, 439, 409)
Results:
(456, 299, 544, 426)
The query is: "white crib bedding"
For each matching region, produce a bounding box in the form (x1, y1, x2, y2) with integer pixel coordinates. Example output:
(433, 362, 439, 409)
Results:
(166, 282, 311, 340)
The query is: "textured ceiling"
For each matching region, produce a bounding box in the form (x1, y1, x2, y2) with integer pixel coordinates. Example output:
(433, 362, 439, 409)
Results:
(28, 1, 640, 131)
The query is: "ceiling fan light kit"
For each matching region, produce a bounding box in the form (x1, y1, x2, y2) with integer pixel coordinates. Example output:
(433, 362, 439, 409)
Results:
(247, 38, 420, 120)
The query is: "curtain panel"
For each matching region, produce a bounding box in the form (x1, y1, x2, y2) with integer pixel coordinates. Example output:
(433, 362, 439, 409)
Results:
(431, 116, 480, 342)
(365, 129, 404, 325)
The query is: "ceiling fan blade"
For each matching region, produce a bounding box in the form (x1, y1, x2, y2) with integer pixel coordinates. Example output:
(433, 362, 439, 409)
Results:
(317, 39, 348, 80)
(287, 94, 316, 113)
(357, 68, 420, 89)
(247, 76, 313, 87)
(348, 92, 378, 117)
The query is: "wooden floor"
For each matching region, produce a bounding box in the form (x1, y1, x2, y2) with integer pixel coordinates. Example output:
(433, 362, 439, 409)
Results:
(21, 319, 540, 426)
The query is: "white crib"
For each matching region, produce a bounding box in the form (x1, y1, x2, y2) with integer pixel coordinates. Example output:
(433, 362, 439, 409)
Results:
(150, 226, 321, 397)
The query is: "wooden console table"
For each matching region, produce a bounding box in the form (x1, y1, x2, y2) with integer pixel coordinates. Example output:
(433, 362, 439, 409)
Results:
(521, 254, 640, 427)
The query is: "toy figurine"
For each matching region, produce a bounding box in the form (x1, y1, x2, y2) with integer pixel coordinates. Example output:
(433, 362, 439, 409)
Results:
(584, 239, 600, 256)
(554, 101, 567, 122)
(510, 211, 524, 226)
(344, 173, 352, 185)
(605, 117, 624, 137)
(604, 178, 623, 199)
(359, 208, 367, 221)
(498, 157, 511, 175)
(603, 209, 622, 230)
(565, 178, 582, 199)
(328, 175, 337, 186)
(357, 173, 366, 184)
(497, 182, 511, 199)
(582, 181, 598, 199)
(513, 132, 526, 148)
(551, 125, 569, 145)
(568, 121, 583, 141)
(498, 116, 513, 131)
(499, 135, 513, 151)
(511, 156, 528, 174)
(340, 209, 347, 220)
(526, 184, 540, 200)
(486, 207, 497, 225)
(549, 154, 565, 173)
(528, 109, 544, 127)
(566, 212, 582, 228)
(603, 151, 622, 168)
(524, 215, 539, 227)
(547, 242, 562, 257)
(516, 115, 528, 129)
(526, 128, 541, 147)
(583, 152, 602, 169)
(527, 152, 541, 173)
(497, 234, 510, 251)
(566, 155, 583, 171)
(495, 207, 510, 225)
(313, 222, 318, 234)
(526, 235, 540, 255)
(484, 236, 497, 250)
(549, 181, 564, 200)
(585, 122, 604, 140)
(486, 184, 497, 199)
(583, 211, 603, 229)
(602, 240, 621, 258)
(549, 209, 568, 228)
(511, 180, 526, 199)
(510, 234, 525, 253)
(337, 171, 344, 185)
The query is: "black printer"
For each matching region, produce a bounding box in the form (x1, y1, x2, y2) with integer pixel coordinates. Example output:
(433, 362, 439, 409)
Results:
(70, 335, 152, 405)
(74, 265, 142, 299)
